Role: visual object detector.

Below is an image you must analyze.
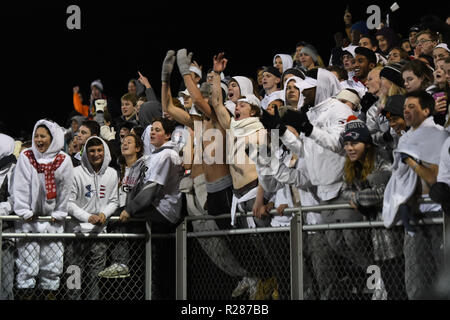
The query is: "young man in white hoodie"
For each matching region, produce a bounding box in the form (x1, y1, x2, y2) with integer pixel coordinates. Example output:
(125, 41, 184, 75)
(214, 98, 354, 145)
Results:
(66, 136, 119, 300)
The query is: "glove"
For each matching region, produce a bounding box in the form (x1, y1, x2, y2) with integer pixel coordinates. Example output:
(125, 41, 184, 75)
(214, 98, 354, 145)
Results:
(260, 106, 287, 136)
(95, 99, 107, 113)
(360, 92, 378, 114)
(176, 49, 194, 76)
(282, 108, 313, 136)
(382, 129, 393, 143)
(162, 50, 176, 82)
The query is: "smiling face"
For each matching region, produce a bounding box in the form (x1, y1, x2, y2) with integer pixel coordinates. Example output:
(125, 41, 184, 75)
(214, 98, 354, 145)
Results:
(387, 115, 407, 135)
(34, 126, 52, 153)
(354, 54, 373, 81)
(403, 97, 430, 129)
(86, 143, 104, 172)
(344, 141, 366, 162)
(376, 35, 389, 53)
(150, 121, 170, 148)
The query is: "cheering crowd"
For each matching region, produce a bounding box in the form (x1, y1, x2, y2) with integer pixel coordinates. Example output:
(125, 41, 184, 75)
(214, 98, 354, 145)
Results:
(1, 9, 450, 300)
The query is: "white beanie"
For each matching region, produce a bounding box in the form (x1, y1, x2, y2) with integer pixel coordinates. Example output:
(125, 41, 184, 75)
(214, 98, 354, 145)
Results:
(91, 79, 104, 92)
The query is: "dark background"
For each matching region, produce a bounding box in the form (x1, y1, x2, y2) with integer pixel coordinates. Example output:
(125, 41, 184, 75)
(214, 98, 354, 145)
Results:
(1, 0, 448, 138)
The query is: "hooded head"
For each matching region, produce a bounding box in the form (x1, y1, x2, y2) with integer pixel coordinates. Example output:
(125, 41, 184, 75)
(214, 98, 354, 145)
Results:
(31, 119, 65, 160)
(228, 76, 254, 102)
(0, 133, 15, 160)
(81, 136, 111, 175)
(283, 76, 316, 109)
(273, 54, 294, 74)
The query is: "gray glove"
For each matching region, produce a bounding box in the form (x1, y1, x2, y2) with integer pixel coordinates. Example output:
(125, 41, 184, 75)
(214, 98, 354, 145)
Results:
(161, 50, 176, 82)
(176, 49, 193, 76)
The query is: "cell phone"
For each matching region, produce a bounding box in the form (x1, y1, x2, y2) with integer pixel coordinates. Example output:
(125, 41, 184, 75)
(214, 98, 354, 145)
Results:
(432, 92, 446, 100)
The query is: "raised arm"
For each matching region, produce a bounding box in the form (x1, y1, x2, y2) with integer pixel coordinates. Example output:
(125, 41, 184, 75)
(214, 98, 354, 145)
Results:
(210, 52, 231, 129)
(176, 49, 213, 117)
(161, 50, 194, 128)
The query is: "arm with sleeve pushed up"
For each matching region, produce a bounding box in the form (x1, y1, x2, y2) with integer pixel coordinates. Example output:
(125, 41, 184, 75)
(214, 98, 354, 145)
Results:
(162, 82, 194, 129)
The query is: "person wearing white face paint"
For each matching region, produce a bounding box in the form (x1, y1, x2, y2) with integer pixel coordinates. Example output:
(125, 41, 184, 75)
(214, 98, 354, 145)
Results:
(13, 119, 73, 300)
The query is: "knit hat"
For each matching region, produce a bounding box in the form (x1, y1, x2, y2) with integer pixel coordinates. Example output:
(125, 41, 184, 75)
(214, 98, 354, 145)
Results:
(382, 95, 406, 118)
(282, 68, 305, 80)
(91, 79, 104, 92)
(380, 62, 405, 88)
(343, 115, 373, 144)
(300, 45, 319, 63)
(263, 66, 281, 78)
(355, 46, 377, 65)
(336, 89, 361, 107)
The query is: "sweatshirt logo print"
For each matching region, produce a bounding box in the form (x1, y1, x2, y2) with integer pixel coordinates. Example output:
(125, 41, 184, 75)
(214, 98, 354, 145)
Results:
(85, 184, 106, 198)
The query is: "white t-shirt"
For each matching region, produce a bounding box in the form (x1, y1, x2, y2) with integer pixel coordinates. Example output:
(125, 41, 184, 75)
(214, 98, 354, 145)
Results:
(144, 142, 183, 223)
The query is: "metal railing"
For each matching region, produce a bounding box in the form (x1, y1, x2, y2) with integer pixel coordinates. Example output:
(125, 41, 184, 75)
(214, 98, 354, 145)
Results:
(1, 199, 448, 300)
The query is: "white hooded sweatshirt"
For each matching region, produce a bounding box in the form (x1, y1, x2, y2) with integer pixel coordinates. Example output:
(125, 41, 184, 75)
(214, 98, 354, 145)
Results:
(280, 97, 353, 201)
(13, 119, 74, 233)
(273, 54, 293, 73)
(68, 136, 119, 233)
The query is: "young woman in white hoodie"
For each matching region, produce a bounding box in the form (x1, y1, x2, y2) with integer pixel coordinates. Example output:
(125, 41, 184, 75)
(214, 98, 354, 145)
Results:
(66, 136, 119, 299)
(13, 119, 73, 299)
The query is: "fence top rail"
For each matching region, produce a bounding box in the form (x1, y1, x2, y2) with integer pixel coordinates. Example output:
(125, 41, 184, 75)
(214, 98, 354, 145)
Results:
(0, 216, 146, 222)
(183, 198, 436, 222)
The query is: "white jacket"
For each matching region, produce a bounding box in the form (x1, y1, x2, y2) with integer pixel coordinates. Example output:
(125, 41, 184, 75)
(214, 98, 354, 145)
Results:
(281, 97, 353, 201)
(68, 136, 119, 233)
(13, 120, 74, 233)
(0, 133, 16, 237)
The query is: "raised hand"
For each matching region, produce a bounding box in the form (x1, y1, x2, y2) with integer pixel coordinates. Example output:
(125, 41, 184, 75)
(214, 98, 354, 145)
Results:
(138, 71, 151, 89)
(161, 50, 176, 82)
(213, 52, 228, 73)
(176, 49, 194, 76)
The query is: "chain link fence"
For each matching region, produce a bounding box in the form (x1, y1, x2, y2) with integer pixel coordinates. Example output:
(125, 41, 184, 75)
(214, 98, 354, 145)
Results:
(0, 217, 149, 300)
(179, 204, 448, 300)
(1, 203, 448, 300)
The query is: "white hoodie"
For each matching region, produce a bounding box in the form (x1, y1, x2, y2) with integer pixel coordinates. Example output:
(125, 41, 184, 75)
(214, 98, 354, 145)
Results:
(13, 119, 74, 233)
(68, 136, 119, 233)
(0, 133, 16, 219)
(273, 54, 293, 73)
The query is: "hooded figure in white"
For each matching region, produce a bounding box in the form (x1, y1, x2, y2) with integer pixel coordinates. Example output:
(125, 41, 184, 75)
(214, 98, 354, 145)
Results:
(273, 54, 293, 73)
(68, 136, 119, 233)
(225, 76, 254, 116)
(13, 119, 73, 291)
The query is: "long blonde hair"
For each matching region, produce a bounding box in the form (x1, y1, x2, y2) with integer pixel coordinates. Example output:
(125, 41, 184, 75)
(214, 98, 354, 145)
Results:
(344, 144, 376, 184)
(380, 82, 407, 107)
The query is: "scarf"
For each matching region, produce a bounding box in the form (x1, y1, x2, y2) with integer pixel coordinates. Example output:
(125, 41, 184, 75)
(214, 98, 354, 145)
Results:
(24, 150, 66, 200)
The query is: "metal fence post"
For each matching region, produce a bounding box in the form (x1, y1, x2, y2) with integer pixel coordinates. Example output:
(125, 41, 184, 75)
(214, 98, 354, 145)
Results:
(290, 206, 303, 300)
(145, 221, 152, 300)
(176, 218, 187, 300)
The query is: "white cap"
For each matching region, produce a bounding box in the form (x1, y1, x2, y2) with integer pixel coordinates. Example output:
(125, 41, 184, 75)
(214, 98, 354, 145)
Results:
(237, 94, 261, 108)
(189, 66, 202, 79)
(435, 43, 450, 53)
(342, 45, 357, 58)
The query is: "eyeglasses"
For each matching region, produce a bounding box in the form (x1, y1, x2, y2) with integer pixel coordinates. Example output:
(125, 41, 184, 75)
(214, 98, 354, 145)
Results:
(415, 39, 432, 46)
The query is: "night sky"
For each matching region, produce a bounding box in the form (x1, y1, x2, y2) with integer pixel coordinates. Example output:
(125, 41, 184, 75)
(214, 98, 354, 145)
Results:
(1, 0, 447, 138)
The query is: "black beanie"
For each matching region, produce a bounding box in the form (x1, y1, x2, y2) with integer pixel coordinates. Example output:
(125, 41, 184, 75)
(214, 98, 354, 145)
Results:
(343, 116, 373, 145)
(380, 63, 405, 88)
(382, 95, 406, 118)
(264, 66, 282, 78)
